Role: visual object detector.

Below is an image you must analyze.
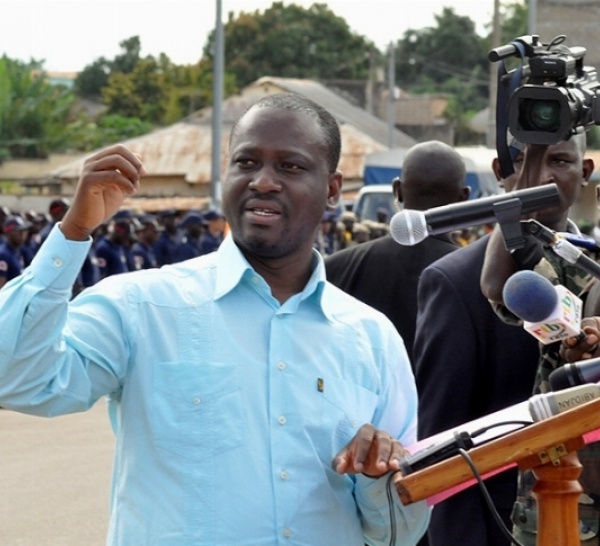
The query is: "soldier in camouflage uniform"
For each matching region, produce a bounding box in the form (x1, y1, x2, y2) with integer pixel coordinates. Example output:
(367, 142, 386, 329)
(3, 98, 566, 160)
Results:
(511, 251, 598, 545)
(481, 134, 599, 545)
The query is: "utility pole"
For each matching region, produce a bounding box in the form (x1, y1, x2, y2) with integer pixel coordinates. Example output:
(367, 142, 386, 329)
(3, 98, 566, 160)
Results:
(529, 0, 537, 35)
(486, 0, 501, 149)
(387, 42, 395, 149)
(211, 0, 224, 210)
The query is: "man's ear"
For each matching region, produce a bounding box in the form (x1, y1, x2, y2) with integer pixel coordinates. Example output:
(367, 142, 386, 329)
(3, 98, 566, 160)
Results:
(583, 158, 595, 185)
(491, 158, 506, 189)
(392, 176, 403, 203)
(326, 170, 343, 209)
(491, 158, 503, 182)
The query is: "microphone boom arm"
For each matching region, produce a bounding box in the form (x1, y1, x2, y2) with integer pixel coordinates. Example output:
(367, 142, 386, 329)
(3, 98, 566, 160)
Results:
(522, 219, 600, 281)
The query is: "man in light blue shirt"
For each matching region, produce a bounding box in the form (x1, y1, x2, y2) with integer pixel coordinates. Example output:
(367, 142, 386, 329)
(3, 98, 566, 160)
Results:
(0, 93, 429, 545)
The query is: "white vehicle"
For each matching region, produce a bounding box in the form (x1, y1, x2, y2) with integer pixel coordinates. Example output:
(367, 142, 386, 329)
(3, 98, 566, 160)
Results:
(352, 184, 399, 223)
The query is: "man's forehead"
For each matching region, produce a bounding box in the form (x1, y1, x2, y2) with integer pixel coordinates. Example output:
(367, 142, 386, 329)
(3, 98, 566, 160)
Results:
(237, 105, 318, 130)
(231, 107, 325, 152)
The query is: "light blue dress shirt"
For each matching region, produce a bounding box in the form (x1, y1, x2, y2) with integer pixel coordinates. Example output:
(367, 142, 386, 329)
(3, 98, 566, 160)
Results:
(0, 225, 429, 546)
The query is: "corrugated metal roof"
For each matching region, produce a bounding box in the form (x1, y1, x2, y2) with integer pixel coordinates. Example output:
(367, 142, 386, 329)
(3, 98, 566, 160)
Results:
(244, 77, 416, 148)
(52, 76, 412, 184)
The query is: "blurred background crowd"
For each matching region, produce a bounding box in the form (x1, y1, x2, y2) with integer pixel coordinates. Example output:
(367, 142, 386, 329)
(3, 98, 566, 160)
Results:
(0, 198, 502, 296)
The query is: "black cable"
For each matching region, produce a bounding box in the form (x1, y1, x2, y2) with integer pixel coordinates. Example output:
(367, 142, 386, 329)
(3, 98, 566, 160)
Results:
(457, 448, 526, 546)
(386, 470, 400, 546)
(386, 421, 533, 545)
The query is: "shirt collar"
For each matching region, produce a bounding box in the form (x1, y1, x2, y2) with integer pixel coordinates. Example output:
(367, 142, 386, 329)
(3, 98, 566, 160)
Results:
(214, 235, 333, 319)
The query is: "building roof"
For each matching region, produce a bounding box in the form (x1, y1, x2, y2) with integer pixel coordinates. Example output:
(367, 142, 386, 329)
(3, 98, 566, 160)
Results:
(52, 76, 415, 183)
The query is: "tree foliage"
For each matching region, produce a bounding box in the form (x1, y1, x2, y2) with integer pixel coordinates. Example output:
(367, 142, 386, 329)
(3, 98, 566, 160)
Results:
(0, 56, 74, 160)
(204, 2, 375, 88)
(65, 113, 153, 152)
(4, 0, 537, 156)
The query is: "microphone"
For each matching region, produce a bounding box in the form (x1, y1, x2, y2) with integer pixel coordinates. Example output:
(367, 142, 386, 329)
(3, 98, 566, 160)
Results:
(390, 184, 560, 246)
(549, 357, 600, 390)
(528, 383, 600, 421)
(502, 270, 583, 345)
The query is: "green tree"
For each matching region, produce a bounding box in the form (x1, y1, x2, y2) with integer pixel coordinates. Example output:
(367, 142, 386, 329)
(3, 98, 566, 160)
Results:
(102, 72, 143, 119)
(0, 56, 74, 160)
(75, 36, 142, 100)
(205, 2, 376, 88)
(112, 36, 142, 74)
(395, 8, 489, 92)
(64, 113, 153, 151)
(501, 1, 528, 44)
(74, 57, 110, 99)
(161, 57, 237, 124)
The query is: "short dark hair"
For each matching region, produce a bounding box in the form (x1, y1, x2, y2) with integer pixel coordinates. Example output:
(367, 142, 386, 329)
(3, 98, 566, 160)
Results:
(231, 93, 341, 173)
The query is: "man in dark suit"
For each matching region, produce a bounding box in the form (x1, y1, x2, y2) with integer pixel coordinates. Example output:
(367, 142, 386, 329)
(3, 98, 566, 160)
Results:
(325, 140, 470, 362)
(412, 155, 543, 546)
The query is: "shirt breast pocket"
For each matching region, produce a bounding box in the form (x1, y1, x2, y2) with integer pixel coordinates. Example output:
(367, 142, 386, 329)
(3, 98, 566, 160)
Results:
(318, 376, 380, 454)
(153, 361, 243, 459)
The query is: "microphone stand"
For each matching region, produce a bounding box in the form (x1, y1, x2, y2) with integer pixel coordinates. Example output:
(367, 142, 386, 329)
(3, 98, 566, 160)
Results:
(519, 219, 600, 281)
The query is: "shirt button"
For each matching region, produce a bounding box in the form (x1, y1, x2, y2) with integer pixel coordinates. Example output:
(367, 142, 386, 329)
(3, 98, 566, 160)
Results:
(192, 397, 202, 405)
(278, 415, 287, 425)
(280, 470, 288, 480)
(282, 528, 292, 538)
(277, 361, 286, 371)
(252, 276, 260, 285)
(52, 257, 63, 268)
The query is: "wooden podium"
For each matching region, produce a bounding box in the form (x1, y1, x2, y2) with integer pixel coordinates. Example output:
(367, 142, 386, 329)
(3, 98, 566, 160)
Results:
(394, 397, 600, 546)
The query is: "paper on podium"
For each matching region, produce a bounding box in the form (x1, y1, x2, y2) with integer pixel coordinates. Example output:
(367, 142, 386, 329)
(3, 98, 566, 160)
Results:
(407, 400, 600, 506)
(404, 401, 531, 505)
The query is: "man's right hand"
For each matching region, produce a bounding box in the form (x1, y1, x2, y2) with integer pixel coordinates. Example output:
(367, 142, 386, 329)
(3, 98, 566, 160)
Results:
(60, 144, 147, 241)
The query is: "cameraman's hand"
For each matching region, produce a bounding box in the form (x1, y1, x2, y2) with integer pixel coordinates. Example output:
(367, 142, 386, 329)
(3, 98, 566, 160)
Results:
(512, 144, 548, 192)
(61, 145, 147, 241)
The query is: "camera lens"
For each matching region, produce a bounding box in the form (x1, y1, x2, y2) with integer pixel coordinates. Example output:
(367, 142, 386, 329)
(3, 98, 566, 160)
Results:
(521, 99, 561, 131)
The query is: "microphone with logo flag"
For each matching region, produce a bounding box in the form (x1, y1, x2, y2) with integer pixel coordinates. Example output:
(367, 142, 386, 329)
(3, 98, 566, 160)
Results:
(502, 269, 583, 345)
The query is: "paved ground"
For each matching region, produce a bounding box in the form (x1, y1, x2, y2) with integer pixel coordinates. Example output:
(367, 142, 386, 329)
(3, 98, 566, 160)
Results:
(0, 402, 114, 546)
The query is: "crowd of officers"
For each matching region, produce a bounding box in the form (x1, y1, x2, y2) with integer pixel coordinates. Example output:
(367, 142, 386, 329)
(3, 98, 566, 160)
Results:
(0, 198, 227, 294)
(0, 197, 490, 295)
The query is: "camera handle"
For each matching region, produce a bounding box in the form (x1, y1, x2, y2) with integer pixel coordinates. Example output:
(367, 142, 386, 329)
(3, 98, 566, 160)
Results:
(494, 40, 527, 179)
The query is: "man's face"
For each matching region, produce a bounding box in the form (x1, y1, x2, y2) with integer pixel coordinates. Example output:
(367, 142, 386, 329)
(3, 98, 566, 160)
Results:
(508, 139, 592, 230)
(7, 229, 26, 247)
(222, 106, 341, 261)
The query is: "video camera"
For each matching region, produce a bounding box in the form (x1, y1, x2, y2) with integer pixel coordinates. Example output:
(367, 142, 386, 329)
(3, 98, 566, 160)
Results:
(489, 34, 600, 145)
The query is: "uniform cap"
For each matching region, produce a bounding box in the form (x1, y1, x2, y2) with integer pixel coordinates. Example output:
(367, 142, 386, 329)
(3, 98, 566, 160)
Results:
(3, 215, 31, 233)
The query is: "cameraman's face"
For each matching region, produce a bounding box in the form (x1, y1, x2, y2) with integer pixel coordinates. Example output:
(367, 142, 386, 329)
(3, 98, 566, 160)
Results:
(508, 139, 592, 230)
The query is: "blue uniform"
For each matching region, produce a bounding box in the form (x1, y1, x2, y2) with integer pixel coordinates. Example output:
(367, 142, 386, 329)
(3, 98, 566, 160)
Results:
(0, 242, 26, 282)
(131, 242, 158, 270)
(95, 238, 130, 278)
(153, 231, 182, 266)
(199, 231, 223, 255)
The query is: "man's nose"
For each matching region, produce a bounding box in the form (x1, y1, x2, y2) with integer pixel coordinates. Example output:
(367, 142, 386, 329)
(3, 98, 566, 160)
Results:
(248, 168, 282, 192)
(539, 164, 556, 184)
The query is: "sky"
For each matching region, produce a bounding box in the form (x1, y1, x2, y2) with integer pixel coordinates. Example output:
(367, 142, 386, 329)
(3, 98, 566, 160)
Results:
(1, 0, 502, 72)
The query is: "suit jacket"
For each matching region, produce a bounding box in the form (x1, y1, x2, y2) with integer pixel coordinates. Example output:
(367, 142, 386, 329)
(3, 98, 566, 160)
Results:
(325, 233, 458, 362)
(413, 235, 541, 546)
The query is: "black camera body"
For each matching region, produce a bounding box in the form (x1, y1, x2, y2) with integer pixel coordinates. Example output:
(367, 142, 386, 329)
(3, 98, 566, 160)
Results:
(489, 35, 600, 145)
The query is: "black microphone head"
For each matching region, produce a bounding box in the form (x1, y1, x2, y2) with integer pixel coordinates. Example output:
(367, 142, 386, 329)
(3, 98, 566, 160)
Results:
(549, 365, 579, 391)
(549, 357, 600, 390)
(390, 209, 428, 246)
